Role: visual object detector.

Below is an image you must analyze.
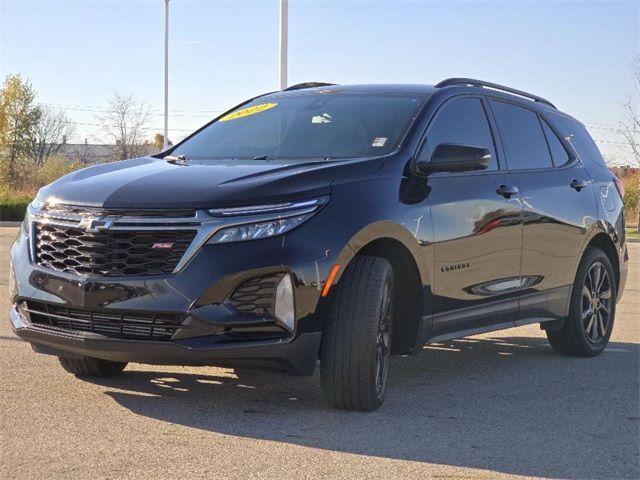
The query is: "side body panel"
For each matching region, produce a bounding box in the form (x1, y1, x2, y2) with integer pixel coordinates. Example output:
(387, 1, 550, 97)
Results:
(428, 171, 523, 338)
(514, 162, 596, 321)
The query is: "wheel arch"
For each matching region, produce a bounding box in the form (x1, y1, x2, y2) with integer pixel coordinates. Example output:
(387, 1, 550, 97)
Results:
(327, 222, 430, 355)
(357, 238, 424, 355)
(584, 232, 620, 292)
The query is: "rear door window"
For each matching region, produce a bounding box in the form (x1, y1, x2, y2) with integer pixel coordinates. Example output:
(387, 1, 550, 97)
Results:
(490, 100, 553, 170)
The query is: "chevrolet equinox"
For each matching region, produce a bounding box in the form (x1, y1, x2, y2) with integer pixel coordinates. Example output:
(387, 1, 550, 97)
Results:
(10, 78, 629, 411)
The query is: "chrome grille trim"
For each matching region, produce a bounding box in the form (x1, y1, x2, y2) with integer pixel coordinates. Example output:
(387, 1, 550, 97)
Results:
(27, 199, 326, 276)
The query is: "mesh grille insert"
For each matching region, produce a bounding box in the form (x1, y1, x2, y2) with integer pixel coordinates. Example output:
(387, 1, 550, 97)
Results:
(227, 273, 284, 317)
(34, 223, 196, 276)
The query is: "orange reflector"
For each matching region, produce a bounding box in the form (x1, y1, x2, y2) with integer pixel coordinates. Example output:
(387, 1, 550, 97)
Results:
(321, 265, 341, 297)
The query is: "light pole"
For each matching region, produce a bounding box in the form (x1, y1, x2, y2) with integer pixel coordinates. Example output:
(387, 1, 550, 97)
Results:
(279, 0, 288, 90)
(163, 0, 169, 149)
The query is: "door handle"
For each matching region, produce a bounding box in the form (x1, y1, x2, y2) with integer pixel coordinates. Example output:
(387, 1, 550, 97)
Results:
(570, 179, 590, 191)
(496, 184, 519, 198)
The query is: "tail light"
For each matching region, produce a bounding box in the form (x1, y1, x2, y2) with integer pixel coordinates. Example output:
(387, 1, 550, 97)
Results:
(613, 176, 625, 199)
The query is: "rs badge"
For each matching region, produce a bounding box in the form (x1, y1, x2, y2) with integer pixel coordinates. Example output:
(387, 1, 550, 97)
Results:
(152, 242, 174, 249)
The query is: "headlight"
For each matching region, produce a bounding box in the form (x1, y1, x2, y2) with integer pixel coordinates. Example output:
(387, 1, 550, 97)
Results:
(20, 213, 29, 236)
(21, 198, 39, 236)
(205, 196, 328, 244)
(207, 213, 313, 244)
(29, 196, 44, 212)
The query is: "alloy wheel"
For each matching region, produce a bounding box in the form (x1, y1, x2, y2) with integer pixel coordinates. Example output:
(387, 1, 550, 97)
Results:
(581, 262, 612, 343)
(375, 280, 392, 398)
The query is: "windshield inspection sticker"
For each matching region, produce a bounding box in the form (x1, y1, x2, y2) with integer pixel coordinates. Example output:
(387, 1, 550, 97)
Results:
(219, 102, 277, 122)
(372, 137, 387, 147)
(311, 113, 332, 124)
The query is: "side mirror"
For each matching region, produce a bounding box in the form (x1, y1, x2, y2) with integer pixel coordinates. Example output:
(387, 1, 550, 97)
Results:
(415, 144, 491, 174)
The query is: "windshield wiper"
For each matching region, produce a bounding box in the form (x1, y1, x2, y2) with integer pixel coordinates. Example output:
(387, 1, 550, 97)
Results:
(252, 155, 332, 161)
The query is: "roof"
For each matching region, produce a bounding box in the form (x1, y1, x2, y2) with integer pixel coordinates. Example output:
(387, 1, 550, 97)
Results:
(271, 79, 560, 113)
(273, 83, 439, 96)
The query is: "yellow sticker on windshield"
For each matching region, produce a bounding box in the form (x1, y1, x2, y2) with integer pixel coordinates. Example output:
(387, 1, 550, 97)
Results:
(219, 102, 278, 122)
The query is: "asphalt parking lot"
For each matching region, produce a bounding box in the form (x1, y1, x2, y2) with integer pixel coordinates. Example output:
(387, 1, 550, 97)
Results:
(1, 226, 638, 480)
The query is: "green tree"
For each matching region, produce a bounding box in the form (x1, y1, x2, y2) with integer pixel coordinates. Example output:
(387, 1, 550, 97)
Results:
(622, 172, 640, 231)
(0, 74, 42, 182)
(153, 133, 171, 150)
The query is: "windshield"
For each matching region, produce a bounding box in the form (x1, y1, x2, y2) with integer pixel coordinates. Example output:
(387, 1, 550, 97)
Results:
(171, 92, 427, 161)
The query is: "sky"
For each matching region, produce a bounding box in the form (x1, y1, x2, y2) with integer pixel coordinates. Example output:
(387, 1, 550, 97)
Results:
(0, 0, 638, 162)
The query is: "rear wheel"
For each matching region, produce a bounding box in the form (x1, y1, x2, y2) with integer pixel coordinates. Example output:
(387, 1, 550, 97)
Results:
(320, 256, 393, 411)
(546, 247, 616, 357)
(58, 356, 127, 377)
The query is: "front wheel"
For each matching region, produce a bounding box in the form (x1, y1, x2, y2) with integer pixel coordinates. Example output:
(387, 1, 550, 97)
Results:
(546, 247, 617, 357)
(320, 256, 393, 411)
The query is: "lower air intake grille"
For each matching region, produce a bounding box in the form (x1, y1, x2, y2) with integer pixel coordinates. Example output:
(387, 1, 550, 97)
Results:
(24, 301, 184, 340)
(227, 273, 284, 317)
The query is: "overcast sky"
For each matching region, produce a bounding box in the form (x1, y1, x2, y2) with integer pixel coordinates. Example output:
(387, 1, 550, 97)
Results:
(1, 0, 638, 161)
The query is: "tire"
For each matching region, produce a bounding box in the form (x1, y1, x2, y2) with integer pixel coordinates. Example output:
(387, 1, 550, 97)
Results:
(546, 247, 617, 357)
(320, 256, 393, 411)
(58, 356, 128, 377)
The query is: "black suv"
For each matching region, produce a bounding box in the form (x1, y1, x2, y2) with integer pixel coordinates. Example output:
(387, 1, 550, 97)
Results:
(10, 79, 628, 411)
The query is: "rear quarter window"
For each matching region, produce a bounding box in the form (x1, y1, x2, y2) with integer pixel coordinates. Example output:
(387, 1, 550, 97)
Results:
(541, 119, 570, 167)
(547, 112, 608, 171)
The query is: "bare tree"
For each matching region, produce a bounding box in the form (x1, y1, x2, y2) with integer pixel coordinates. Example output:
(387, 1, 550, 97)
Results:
(97, 91, 150, 161)
(620, 56, 640, 166)
(29, 106, 75, 165)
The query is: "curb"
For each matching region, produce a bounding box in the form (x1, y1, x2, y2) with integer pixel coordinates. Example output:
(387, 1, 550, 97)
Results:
(0, 222, 21, 227)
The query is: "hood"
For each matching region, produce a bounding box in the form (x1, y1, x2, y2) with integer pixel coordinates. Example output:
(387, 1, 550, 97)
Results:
(38, 156, 384, 209)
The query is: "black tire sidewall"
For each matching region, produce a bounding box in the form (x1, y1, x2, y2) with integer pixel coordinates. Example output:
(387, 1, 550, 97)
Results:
(569, 248, 617, 355)
(320, 256, 394, 411)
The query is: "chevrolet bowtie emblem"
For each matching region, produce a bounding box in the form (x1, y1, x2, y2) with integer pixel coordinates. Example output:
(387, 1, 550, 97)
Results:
(78, 216, 114, 233)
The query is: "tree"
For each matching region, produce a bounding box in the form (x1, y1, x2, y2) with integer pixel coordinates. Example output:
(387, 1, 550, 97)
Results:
(96, 91, 150, 161)
(152, 133, 171, 150)
(620, 56, 640, 167)
(0, 74, 41, 181)
(619, 56, 640, 231)
(29, 106, 75, 166)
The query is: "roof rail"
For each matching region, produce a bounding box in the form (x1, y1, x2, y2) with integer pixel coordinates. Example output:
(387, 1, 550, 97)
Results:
(435, 78, 556, 109)
(283, 82, 336, 91)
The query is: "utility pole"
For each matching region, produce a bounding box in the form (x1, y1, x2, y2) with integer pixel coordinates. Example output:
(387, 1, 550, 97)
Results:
(163, 0, 170, 149)
(279, 0, 288, 90)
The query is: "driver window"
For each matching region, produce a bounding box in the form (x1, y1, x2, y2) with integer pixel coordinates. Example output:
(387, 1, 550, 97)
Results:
(422, 97, 498, 170)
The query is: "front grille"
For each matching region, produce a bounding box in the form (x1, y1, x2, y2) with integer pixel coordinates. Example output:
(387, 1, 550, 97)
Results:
(227, 273, 284, 317)
(24, 301, 184, 340)
(34, 223, 196, 276)
(43, 205, 196, 219)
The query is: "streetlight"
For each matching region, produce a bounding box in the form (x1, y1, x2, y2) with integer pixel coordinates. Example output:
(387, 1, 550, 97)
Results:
(163, 0, 169, 149)
(279, 0, 288, 90)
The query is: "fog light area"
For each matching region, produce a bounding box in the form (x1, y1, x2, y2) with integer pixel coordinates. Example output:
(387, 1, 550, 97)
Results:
(275, 274, 295, 332)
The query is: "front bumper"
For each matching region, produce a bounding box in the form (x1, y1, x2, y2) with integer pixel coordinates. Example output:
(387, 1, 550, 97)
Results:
(11, 306, 321, 374)
(9, 210, 348, 375)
